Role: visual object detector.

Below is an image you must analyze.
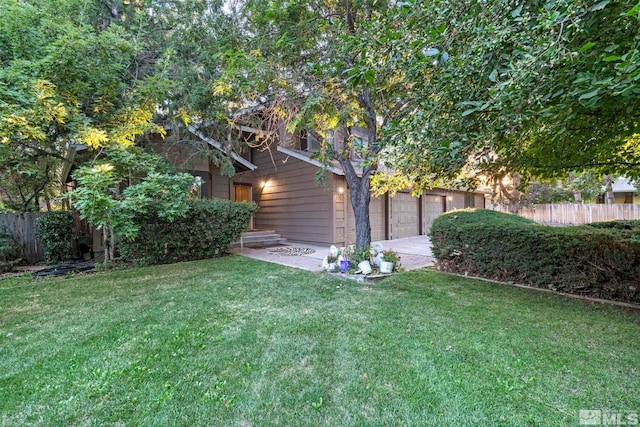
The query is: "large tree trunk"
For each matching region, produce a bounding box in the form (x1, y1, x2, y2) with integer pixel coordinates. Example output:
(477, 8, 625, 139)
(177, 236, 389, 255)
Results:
(604, 175, 615, 205)
(498, 173, 521, 214)
(349, 175, 372, 250)
(338, 152, 373, 250)
(567, 172, 582, 203)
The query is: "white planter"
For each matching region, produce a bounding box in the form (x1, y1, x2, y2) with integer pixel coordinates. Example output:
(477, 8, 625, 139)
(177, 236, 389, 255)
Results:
(380, 261, 394, 273)
(326, 262, 338, 272)
(358, 260, 372, 275)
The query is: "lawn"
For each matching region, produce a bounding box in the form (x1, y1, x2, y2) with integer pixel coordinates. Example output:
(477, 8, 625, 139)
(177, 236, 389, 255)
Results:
(1, 257, 639, 426)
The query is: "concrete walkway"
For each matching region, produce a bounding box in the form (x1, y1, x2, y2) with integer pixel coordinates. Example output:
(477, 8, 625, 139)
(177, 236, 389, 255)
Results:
(232, 235, 434, 272)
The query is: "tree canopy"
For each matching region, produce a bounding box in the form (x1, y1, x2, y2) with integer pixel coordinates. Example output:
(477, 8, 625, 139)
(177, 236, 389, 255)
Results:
(0, 0, 169, 211)
(2, 0, 638, 249)
(381, 0, 640, 188)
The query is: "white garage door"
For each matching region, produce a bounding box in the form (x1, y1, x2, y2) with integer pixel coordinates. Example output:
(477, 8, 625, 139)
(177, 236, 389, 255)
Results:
(423, 195, 446, 234)
(390, 192, 419, 239)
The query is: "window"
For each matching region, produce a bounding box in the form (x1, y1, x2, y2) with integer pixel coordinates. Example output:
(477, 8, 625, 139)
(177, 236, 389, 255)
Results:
(189, 170, 209, 199)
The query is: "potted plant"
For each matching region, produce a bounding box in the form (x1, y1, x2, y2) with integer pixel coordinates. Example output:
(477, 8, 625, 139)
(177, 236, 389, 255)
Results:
(380, 249, 400, 273)
(353, 245, 373, 275)
(339, 246, 352, 273)
(326, 254, 339, 272)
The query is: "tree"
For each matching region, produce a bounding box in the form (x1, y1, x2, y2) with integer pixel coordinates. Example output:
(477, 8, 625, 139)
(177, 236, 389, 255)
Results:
(381, 0, 640, 188)
(69, 148, 194, 262)
(164, 0, 427, 249)
(0, 0, 171, 211)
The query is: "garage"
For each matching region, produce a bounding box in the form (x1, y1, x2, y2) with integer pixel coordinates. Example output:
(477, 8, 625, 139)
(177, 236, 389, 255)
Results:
(422, 195, 446, 235)
(390, 192, 420, 239)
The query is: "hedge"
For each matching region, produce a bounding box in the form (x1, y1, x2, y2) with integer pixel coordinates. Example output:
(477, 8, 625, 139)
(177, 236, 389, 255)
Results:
(35, 211, 75, 264)
(119, 199, 257, 265)
(429, 209, 640, 303)
(0, 227, 20, 273)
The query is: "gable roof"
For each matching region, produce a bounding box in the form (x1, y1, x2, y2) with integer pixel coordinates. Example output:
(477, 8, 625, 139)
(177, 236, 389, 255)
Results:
(276, 146, 362, 177)
(610, 177, 637, 193)
(187, 125, 257, 171)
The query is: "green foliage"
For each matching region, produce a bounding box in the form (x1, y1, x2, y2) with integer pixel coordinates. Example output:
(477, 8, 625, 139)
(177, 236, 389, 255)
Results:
(381, 249, 400, 263)
(170, 0, 415, 248)
(520, 172, 605, 205)
(350, 245, 372, 264)
(0, 0, 170, 211)
(521, 181, 574, 205)
(119, 199, 257, 266)
(0, 226, 20, 272)
(35, 211, 74, 263)
(70, 149, 194, 261)
(430, 209, 640, 303)
(384, 0, 640, 188)
(587, 220, 640, 244)
(588, 220, 640, 232)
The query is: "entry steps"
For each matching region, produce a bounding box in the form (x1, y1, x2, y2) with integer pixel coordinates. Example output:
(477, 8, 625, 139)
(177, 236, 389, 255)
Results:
(231, 230, 287, 248)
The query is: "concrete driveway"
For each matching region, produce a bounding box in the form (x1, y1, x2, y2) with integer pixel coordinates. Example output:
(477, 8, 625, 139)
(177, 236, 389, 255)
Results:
(233, 235, 434, 272)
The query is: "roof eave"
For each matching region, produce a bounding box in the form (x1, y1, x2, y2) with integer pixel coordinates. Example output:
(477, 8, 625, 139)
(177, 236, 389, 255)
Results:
(187, 125, 257, 171)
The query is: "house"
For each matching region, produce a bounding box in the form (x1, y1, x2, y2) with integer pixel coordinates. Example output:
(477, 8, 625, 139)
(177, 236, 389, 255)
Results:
(599, 177, 638, 204)
(149, 124, 486, 246)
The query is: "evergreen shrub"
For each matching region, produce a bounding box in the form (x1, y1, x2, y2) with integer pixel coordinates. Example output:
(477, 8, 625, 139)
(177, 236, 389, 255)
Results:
(429, 209, 640, 303)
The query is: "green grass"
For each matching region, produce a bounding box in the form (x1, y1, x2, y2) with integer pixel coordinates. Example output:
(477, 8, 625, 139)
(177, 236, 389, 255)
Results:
(1, 257, 639, 426)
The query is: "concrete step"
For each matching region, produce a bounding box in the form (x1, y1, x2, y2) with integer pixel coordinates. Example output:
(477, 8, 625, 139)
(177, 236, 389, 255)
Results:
(240, 233, 283, 243)
(240, 230, 278, 238)
(231, 231, 288, 248)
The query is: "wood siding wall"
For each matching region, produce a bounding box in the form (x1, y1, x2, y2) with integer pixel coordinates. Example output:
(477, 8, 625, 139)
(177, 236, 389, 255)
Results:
(0, 212, 44, 263)
(489, 203, 640, 225)
(333, 178, 386, 246)
(240, 149, 334, 245)
(210, 165, 231, 200)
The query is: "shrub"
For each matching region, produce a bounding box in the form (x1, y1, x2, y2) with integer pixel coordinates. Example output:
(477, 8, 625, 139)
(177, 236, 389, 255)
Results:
(0, 227, 20, 273)
(587, 220, 640, 232)
(429, 209, 640, 303)
(119, 199, 257, 265)
(586, 220, 640, 244)
(36, 211, 75, 264)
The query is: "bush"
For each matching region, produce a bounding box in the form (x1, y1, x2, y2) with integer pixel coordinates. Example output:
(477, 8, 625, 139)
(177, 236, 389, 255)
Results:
(36, 211, 75, 264)
(0, 227, 20, 273)
(429, 209, 640, 303)
(120, 199, 257, 265)
(586, 220, 640, 244)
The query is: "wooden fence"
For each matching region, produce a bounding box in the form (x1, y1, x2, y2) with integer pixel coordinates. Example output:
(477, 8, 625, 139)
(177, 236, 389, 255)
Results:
(489, 204, 640, 226)
(0, 212, 44, 263)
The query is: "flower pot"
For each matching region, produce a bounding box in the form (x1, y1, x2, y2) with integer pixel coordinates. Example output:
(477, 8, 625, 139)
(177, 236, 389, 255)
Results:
(326, 262, 338, 272)
(358, 260, 372, 275)
(339, 260, 351, 273)
(380, 261, 394, 273)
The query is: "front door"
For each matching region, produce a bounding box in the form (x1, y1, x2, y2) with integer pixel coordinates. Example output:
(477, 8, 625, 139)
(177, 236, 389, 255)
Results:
(233, 183, 254, 229)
